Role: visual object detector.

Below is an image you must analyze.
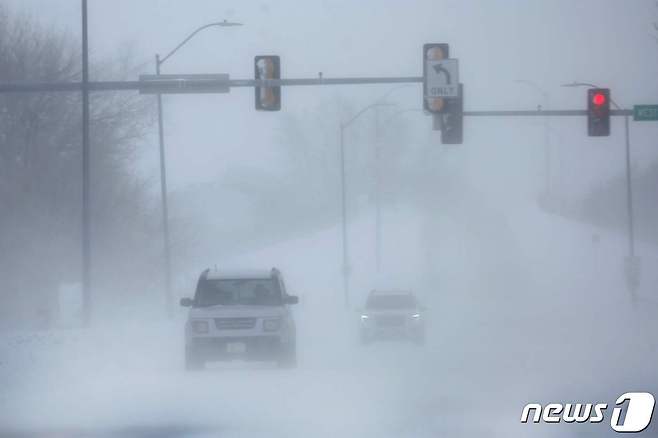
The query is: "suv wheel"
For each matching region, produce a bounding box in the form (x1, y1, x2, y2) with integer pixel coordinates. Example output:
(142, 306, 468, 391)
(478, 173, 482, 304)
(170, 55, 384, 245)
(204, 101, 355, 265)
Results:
(277, 341, 297, 369)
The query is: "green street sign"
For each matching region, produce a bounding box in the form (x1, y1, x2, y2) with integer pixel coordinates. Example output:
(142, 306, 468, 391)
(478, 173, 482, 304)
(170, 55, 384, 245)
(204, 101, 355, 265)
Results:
(633, 105, 658, 121)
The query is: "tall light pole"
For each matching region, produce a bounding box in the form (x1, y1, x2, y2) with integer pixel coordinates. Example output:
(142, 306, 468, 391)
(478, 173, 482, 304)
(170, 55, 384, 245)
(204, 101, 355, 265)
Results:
(562, 81, 639, 297)
(340, 102, 395, 308)
(156, 20, 242, 317)
(81, 0, 91, 326)
(515, 79, 551, 195)
(373, 86, 413, 273)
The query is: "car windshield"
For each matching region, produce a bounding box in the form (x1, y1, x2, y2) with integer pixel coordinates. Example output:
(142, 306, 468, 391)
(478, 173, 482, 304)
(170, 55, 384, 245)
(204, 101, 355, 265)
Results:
(366, 294, 416, 310)
(194, 278, 282, 307)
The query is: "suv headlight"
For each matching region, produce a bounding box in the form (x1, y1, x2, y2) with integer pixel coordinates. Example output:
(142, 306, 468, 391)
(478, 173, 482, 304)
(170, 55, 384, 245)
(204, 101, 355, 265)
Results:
(191, 320, 209, 334)
(263, 318, 281, 331)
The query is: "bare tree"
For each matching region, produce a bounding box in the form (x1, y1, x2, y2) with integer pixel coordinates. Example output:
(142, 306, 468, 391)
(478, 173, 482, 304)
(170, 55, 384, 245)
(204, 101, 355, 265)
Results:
(0, 7, 158, 328)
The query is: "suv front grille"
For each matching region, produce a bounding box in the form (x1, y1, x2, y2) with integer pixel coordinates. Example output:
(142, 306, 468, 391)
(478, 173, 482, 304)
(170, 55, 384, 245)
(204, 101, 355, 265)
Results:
(375, 315, 405, 327)
(214, 317, 256, 330)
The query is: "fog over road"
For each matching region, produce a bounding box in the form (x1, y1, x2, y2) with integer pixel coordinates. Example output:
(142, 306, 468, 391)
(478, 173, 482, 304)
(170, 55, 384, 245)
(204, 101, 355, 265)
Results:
(0, 1, 656, 437)
(2, 204, 656, 438)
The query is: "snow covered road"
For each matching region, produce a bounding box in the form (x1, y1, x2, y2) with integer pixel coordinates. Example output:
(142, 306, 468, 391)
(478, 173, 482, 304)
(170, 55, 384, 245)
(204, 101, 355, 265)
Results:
(1, 205, 657, 437)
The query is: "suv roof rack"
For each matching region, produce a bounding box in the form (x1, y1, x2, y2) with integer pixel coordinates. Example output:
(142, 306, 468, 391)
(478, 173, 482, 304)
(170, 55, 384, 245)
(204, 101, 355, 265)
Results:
(370, 289, 412, 295)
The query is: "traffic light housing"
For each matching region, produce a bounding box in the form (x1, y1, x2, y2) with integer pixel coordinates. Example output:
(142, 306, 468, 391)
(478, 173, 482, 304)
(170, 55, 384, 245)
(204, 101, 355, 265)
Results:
(587, 88, 610, 136)
(254, 56, 281, 111)
(423, 43, 449, 113)
(441, 83, 463, 144)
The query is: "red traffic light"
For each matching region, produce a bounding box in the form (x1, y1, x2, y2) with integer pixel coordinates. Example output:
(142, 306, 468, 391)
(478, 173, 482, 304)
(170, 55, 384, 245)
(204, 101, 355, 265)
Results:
(587, 88, 610, 136)
(592, 92, 606, 106)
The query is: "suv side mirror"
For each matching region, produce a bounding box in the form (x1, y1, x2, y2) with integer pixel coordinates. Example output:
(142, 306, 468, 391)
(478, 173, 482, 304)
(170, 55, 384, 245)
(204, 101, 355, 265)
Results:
(180, 297, 193, 307)
(285, 295, 299, 305)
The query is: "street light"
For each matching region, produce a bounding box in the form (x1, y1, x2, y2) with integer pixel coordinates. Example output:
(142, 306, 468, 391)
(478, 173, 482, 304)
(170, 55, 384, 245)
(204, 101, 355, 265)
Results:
(515, 79, 551, 195)
(382, 108, 424, 125)
(155, 20, 242, 317)
(339, 101, 396, 308)
(561, 81, 638, 297)
(372, 85, 413, 274)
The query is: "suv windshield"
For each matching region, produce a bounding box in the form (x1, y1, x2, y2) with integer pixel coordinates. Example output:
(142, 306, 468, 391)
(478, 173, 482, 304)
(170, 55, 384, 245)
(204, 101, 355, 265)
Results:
(366, 294, 416, 310)
(194, 278, 282, 307)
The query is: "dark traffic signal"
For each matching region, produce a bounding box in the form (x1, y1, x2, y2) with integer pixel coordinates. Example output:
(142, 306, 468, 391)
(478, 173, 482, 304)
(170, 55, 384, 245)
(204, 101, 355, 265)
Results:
(423, 43, 449, 113)
(255, 56, 281, 111)
(588, 88, 610, 136)
(441, 83, 463, 144)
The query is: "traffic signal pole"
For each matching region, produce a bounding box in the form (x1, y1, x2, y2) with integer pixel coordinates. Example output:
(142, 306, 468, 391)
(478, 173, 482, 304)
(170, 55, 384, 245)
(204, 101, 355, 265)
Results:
(624, 114, 635, 259)
(562, 82, 638, 296)
(624, 113, 639, 299)
(0, 77, 423, 93)
(0, 76, 635, 118)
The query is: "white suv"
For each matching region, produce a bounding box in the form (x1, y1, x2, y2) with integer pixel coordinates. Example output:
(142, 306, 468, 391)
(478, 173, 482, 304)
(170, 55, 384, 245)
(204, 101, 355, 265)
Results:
(358, 290, 426, 344)
(180, 267, 298, 370)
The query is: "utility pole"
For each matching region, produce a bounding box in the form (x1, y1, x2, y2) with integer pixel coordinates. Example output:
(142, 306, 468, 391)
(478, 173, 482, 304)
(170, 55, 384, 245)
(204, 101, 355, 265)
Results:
(81, 0, 91, 326)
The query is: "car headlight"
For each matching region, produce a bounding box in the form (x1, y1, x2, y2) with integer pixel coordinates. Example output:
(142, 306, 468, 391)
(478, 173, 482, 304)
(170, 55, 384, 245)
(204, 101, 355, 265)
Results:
(263, 318, 281, 331)
(360, 314, 370, 322)
(411, 313, 421, 319)
(191, 320, 209, 334)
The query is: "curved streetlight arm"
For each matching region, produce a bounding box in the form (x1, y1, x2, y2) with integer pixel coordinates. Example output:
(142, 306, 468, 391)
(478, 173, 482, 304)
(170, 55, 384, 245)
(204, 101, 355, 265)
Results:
(340, 85, 414, 129)
(376, 84, 414, 103)
(381, 108, 423, 126)
(515, 79, 549, 106)
(561, 81, 622, 109)
(341, 102, 396, 130)
(158, 20, 242, 67)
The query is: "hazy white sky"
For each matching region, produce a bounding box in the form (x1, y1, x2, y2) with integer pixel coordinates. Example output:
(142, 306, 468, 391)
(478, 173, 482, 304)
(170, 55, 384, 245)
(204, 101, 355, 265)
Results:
(4, 0, 658, 198)
(2, 5, 658, 434)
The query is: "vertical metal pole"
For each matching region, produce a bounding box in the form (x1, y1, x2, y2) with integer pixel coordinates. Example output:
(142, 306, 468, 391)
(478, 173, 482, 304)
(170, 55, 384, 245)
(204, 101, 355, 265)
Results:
(623, 114, 640, 300)
(156, 55, 173, 318)
(374, 108, 382, 272)
(340, 124, 349, 308)
(81, 0, 91, 327)
(543, 98, 551, 195)
(625, 114, 635, 257)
